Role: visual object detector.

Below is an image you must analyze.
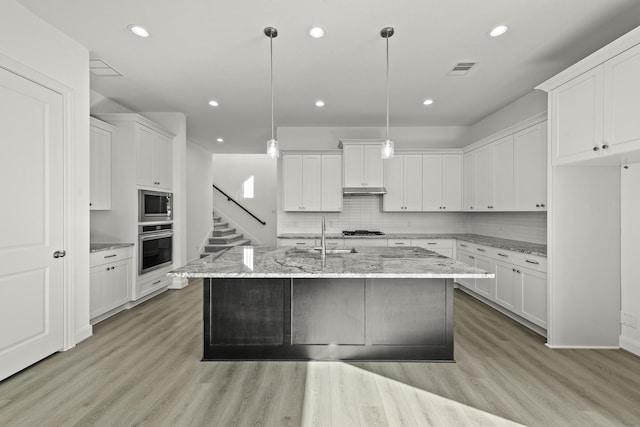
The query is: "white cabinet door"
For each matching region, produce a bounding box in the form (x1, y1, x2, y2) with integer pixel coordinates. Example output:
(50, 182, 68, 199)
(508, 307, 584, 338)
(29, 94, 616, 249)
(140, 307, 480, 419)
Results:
(515, 123, 547, 210)
(493, 135, 515, 211)
(476, 145, 495, 211)
(364, 144, 384, 187)
(153, 133, 173, 190)
(90, 123, 112, 210)
(90, 267, 108, 319)
(463, 151, 477, 211)
(136, 125, 155, 187)
(321, 154, 342, 211)
(519, 268, 547, 328)
(302, 155, 322, 211)
(456, 251, 476, 289)
(111, 260, 132, 308)
(495, 261, 518, 311)
(282, 155, 303, 211)
(343, 144, 364, 187)
(403, 154, 423, 211)
(551, 66, 604, 164)
(422, 155, 443, 211)
(604, 43, 640, 155)
(382, 156, 404, 211)
(474, 256, 495, 299)
(442, 155, 462, 211)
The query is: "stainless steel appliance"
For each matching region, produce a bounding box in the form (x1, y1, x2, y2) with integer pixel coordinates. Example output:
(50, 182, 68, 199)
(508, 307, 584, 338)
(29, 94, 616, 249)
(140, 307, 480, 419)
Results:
(139, 190, 173, 222)
(342, 230, 385, 236)
(138, 223, 173, 274)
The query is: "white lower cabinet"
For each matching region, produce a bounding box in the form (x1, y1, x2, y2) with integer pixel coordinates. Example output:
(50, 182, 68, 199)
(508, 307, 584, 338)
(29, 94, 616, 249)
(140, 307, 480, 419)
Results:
(278, 238, 318, 248)
(456, 240, 547, 331)
(90, 247, 132, 323)
(136, 267, 172, 300)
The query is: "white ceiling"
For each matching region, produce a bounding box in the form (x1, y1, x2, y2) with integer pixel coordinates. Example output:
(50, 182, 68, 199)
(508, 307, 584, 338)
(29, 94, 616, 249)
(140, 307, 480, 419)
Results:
(18, 0, 640, 153)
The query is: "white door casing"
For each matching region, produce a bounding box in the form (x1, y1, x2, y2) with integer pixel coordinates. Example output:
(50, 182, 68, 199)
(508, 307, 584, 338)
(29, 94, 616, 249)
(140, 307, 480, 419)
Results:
(0, 66, 65, 381)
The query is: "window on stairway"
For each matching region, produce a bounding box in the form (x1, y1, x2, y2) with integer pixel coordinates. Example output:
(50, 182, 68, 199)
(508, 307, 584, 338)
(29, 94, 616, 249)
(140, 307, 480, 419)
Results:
(243, 176, 254, 199)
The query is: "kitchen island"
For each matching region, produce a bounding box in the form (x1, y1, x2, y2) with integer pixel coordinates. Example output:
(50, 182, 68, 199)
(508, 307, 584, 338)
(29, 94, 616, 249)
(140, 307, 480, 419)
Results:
(169, 245, 491, 361)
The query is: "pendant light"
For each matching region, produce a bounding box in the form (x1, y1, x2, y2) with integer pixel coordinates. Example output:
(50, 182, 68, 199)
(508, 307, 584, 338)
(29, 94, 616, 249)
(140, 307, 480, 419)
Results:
(381, 26, 395, 159)
(265, 27, 279, 158)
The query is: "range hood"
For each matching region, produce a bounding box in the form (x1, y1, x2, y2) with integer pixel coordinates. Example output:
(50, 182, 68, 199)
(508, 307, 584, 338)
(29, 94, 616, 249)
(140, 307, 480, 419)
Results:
(343, 187, 387, 195)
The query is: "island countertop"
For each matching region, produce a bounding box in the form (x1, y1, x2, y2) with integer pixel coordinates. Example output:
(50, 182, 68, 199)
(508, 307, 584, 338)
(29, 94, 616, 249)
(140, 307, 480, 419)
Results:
(169, 245, 493, 279)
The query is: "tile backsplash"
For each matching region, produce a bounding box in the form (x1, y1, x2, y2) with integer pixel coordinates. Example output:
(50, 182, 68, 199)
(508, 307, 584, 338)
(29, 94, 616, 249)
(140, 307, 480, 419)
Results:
(278, 195, 547, 244)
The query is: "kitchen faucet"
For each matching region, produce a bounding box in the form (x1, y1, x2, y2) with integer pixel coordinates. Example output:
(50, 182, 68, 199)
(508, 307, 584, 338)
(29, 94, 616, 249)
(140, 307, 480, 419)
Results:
(321, 216, 326, 260)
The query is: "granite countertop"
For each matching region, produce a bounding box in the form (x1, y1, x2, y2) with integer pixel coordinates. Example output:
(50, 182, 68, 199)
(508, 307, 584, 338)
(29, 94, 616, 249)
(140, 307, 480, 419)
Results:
(90, 243, 134, 253)
(277, 233, 546, 257)
(169, 245, 493, 279)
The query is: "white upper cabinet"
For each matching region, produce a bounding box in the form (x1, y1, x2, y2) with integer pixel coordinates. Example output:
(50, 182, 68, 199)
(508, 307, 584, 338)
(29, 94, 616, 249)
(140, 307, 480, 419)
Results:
(321, 154, 343, 212)
(342, 142, 383, 187)
(550, 66, 604, 164)
(282, 153, 342, 212)
(476, 144, 495, 211)
(515, 123, 547, 210)
(383, 154, 422, 211)
(493, 135, 515, 211)
(603, 43, 640, 154)
(423, 154, 462, 211)
(549, 42, 640, 165)
(135, 124, 173, 190)
(463, 151, 477, 211)
(89, 118, 114, 210)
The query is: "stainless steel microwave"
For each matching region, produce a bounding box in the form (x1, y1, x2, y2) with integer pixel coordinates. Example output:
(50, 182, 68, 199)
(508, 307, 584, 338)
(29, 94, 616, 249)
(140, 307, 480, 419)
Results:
(138, 190, 173, 222)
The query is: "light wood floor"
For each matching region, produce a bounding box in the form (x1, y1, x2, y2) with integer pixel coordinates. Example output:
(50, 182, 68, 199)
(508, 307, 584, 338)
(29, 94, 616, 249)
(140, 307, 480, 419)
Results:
(1, 279, 639, 427)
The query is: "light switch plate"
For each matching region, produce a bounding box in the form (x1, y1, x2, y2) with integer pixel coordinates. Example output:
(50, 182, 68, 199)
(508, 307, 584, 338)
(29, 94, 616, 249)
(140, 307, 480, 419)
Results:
(622, 312, 637, 329)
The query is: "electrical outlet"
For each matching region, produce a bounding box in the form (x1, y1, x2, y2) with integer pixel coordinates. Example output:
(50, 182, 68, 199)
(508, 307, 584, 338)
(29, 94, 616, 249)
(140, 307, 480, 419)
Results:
(622, 312, 637, 329)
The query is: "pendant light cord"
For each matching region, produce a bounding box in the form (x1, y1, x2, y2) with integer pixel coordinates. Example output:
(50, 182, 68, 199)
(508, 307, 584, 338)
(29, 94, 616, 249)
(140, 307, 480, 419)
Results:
(385, 35, 389, 141)
(270, 33, 274, 141)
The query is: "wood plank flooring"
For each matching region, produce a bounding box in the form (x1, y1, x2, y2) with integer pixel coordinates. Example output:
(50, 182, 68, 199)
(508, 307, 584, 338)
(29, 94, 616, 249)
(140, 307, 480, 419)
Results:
(0, 279, 639, 426)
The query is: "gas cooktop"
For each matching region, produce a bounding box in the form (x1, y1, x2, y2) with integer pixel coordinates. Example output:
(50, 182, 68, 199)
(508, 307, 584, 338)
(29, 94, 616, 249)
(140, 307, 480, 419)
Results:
(342, 230, 385, 236)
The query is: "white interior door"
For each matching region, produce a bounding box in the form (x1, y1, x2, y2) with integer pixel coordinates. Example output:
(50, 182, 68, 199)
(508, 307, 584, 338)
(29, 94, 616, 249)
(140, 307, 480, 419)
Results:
(0, 67, 65, 381)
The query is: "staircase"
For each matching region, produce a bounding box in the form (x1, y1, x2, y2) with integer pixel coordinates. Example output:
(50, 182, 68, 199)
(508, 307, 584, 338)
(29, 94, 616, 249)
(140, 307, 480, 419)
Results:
(201, 213, 251, 257)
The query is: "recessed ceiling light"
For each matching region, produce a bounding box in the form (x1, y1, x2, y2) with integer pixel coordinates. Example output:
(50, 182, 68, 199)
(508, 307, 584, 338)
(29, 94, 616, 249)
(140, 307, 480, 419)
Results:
(423, 99, 434, 105)
(208, 100, 219, 107)
(128, 25, 149, 38)
(308, 26, 325, 38)
(315, 100, 325, 107)
(489, 25, 508, 37)
(216, 138, 224, 143)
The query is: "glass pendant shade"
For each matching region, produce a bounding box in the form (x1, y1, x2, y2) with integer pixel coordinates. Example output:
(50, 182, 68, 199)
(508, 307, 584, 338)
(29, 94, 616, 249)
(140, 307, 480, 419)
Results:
(267, 138, 279, 158)
(382, 139, 394, 159)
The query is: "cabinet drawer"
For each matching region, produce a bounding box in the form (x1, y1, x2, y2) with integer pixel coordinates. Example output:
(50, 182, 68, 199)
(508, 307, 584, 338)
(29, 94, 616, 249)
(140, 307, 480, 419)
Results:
(456, 241, 476, 252)
(510, 253, 547, 273)
(387, 239, 411, 247)
(90, 246, 133, 268)
(137, 272, 171, 299)
(324, 239, 345, 249)
(279, 239, 318, 248)
(411, 239, 453, 249)
(344, 238, 387, 247)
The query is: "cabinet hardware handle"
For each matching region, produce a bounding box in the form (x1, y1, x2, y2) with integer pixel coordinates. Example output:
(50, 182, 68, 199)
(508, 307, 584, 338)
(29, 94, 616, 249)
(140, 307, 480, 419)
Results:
(536, 204, 540, 208)
(593, 146, 600, 151)
(469, 256, 475, 259)
(602, 144, 609, 149)
(470, 206, 473, 209)
(152, 280, 162, 285)
(498, 253, 508, 257)
(516, 270, 521, 273)
(443, 206, 446, 210)
(89, 203, 92, 207)
(395, 242, 405, 245)
(477, 248, 486, 252)
(460, 244, 467, 248)
(541, 203, 546, 207)
(525, 259, 539, 265)
(512, 268, 516, 272)
(106, 267, 110, 271)
(296, 242, 305, 245)
(104, 254, 117, 258)
(427, 242, 437, 245)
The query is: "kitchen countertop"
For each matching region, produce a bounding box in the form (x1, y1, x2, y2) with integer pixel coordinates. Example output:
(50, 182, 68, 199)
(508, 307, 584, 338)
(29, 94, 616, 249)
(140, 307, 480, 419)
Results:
(277, 233, 546, 257)
(169, 245, 493, 279)
(90, 242, 134, 253)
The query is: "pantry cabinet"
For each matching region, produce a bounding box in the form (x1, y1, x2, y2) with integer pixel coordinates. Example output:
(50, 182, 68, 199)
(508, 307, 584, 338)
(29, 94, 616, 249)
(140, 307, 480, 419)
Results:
(341, 141, 384, 188)
(383, 154, 422, 211)
(89, 117, 114, 210)
(422, 154, 462, 211)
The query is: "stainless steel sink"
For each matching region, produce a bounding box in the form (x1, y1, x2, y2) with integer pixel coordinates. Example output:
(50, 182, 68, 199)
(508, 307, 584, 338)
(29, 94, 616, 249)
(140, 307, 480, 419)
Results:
(287, 247, 357, 255)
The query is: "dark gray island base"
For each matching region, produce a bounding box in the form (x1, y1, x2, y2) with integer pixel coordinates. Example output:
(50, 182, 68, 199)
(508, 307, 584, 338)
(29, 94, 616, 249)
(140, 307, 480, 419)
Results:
(203, 277, 453, 361)
(170, 246, 491, 362)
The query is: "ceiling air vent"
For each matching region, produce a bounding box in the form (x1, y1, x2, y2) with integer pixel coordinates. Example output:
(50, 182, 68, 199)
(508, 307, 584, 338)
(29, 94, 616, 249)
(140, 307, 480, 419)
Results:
(447, 61, 477, 76)
(89, 58, 123, 77)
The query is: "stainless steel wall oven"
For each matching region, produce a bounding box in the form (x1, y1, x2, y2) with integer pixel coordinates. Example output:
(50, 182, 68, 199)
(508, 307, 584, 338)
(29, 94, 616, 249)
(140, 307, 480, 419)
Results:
(138, 223, 173, 274)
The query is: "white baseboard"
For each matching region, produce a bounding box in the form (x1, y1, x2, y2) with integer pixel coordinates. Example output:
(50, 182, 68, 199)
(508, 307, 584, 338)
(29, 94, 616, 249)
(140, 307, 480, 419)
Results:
(544, 344, 620, 350)
(620, 336, 640, 356)
(169, 276, 188, 289)
(74, 324, 93, 345)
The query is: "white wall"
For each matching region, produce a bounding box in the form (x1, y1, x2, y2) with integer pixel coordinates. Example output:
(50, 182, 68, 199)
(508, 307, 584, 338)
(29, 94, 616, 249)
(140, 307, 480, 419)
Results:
(212, 154, 278, 246)
(0, 1, 91, 343)
(278, 126, 471, 150)
(621, 163, 640, 355)
(90, 90, 134, 114)
(470, 91, 547, 142)
(186, 142, 214, 261)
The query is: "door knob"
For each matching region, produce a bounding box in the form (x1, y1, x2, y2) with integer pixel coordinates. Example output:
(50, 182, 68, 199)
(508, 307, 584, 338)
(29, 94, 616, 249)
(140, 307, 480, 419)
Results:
(53, 250, 66, 258)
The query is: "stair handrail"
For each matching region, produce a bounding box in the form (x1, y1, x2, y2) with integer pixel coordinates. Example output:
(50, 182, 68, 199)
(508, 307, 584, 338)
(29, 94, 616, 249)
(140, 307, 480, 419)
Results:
(212, 183, 266, 225)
